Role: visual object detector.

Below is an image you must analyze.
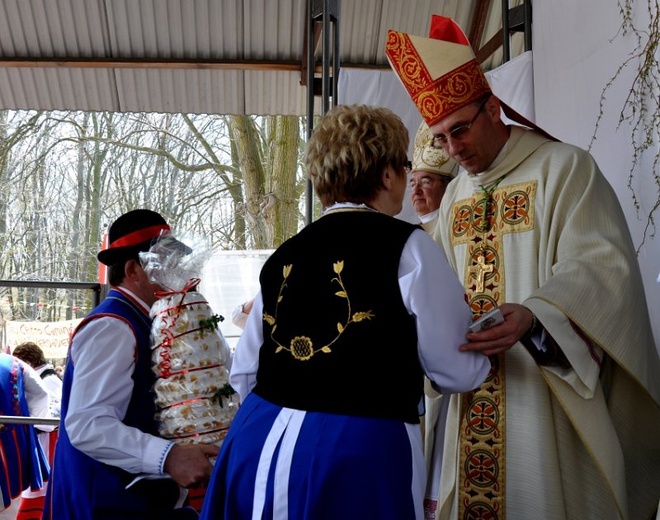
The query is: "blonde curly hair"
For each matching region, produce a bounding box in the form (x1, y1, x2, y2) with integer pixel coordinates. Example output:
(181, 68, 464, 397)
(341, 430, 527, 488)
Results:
(305, 104, 409, 208)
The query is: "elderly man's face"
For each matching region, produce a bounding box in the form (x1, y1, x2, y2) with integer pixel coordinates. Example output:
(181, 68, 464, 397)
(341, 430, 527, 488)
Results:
(409, 170, 449, 216)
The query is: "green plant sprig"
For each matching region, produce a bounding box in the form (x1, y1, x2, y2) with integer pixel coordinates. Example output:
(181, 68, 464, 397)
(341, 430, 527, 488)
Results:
(199, 313, 224, 335)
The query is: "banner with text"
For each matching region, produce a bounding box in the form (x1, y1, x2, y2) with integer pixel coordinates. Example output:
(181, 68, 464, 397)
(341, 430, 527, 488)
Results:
(4, 319, 82, 359)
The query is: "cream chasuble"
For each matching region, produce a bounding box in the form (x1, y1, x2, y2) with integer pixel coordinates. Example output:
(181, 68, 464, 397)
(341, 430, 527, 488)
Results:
(427, 125, 660, 520)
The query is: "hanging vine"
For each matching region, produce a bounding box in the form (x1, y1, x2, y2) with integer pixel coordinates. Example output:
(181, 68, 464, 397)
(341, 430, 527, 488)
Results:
(589, 0, 660, 252)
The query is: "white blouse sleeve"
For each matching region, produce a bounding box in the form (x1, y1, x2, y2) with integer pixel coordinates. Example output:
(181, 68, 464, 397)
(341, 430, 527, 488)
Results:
(231, 303, 250, 330)
(65, 317, 173, 475)
(399, 229, 490, 393)
(229, 292, 265, 402)
(21, 360, 50, 419)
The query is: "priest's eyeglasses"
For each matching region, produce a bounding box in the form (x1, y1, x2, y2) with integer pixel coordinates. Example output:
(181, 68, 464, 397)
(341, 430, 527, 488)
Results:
(432, 96, 490, 149)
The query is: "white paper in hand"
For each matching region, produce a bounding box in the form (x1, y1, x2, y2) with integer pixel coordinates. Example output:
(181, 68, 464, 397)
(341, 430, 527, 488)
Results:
(468, 307, 504, 333)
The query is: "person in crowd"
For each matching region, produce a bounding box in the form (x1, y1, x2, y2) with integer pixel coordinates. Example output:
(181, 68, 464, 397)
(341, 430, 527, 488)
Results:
(408, 121, 456, 232)
(387, 15, 660, 520)
(0, 353, 50, 519)
(230, 298, 254, 330)
(11, 341, 62, 520)
(200, 104, 490, 520)
(43, 209, 219, 520)
(12, 342, 62, 421)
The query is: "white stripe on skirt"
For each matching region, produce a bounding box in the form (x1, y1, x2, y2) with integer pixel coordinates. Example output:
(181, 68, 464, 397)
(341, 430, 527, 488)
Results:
(252, 407, 307, 520)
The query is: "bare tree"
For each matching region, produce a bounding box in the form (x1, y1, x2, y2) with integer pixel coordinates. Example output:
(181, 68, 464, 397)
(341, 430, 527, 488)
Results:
(0, 109, 307, 321)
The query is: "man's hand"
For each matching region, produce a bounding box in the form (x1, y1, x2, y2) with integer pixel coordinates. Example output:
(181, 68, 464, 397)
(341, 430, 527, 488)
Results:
(163, 443, 220, 488)
(459, 303, 535, 356)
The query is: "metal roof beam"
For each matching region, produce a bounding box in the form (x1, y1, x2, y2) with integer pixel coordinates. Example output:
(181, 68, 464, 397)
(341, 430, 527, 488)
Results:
(0, 58, 303, 71)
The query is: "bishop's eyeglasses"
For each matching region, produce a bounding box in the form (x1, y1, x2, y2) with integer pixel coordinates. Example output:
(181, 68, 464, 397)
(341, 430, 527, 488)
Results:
(432, 96, 490, 149)
(409, 177, 439, 190)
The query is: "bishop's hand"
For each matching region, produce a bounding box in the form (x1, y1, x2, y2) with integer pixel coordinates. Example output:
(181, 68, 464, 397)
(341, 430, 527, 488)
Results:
(460, 303, 535, 356)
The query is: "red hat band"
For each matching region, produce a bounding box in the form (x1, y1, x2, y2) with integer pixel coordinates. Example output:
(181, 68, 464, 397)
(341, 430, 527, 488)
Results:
(108, 224, 171, 249)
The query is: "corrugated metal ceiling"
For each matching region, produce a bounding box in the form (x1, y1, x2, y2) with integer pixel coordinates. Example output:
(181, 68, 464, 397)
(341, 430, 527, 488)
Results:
(0, 0, 525, 115)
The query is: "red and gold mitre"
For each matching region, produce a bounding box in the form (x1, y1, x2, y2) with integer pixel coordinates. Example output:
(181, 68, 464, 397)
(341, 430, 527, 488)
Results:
(386, 15, 491, 127)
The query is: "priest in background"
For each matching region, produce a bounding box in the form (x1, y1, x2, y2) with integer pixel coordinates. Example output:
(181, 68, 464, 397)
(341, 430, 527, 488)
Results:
(408, 120, 456, 233)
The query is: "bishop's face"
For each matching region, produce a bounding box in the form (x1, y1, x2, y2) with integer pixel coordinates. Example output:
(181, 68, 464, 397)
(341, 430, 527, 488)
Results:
(429, 96, 503, 174)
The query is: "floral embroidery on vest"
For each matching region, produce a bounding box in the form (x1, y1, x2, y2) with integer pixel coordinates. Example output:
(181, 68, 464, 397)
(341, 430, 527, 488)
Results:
(263, 261, 375, 361)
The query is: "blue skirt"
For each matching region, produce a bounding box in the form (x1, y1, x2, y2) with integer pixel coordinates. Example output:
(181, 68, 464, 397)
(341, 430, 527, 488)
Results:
(200, 393, 424, 520)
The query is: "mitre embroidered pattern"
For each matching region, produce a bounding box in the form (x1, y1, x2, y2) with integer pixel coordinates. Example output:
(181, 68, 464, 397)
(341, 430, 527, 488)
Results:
(263, 261, 375, 361)
(385, 30, 491, 126)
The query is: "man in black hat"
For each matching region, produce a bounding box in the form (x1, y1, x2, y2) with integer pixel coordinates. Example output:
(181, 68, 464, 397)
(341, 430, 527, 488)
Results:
(44, 209, 218, 520)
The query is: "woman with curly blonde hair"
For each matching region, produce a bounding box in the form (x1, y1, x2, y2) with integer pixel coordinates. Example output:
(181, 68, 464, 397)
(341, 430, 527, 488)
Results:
(201, 105, 489, 520)
(306, 104, 409, 209)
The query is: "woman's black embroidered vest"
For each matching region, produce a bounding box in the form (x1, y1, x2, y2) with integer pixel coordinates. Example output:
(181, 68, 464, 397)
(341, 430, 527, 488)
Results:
(253, 210, 423, 423)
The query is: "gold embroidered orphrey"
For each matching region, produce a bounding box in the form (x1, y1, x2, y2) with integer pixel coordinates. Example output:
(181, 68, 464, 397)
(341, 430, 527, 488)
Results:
(450, 179, 536, 519)
(262, 261, 375, 361)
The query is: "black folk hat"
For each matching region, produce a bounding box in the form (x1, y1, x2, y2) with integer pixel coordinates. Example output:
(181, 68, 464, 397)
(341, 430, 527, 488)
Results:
(97, 209, 188, 266)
